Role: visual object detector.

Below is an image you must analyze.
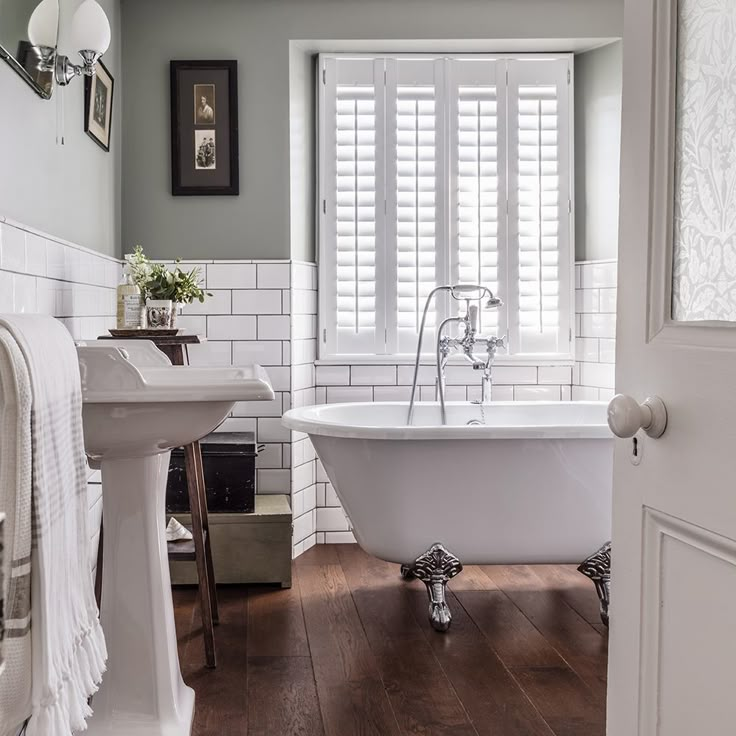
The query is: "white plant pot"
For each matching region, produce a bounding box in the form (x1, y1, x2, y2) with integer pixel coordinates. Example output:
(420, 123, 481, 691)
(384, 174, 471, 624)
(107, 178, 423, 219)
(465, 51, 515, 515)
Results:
(146, 299, 174, 329)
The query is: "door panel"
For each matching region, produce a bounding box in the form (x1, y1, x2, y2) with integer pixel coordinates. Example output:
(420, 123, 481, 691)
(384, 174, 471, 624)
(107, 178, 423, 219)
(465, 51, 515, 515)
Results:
(639, 510, 736, 734)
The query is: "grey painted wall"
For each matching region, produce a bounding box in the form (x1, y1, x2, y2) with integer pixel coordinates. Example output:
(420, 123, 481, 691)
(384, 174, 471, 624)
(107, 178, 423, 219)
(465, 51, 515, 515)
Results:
(122, 0, 623, 262)
(0, 0, 35, 54)
(0, 0, 121, 256)
(574, 41, 622, 261)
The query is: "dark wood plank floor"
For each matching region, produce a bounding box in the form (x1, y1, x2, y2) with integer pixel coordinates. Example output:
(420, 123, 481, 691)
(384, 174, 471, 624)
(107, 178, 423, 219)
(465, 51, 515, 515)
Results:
(174, 544, 607, 736)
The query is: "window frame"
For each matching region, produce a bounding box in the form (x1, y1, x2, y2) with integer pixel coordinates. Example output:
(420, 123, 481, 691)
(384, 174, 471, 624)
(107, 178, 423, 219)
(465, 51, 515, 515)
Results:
(317, 52, 575, 366)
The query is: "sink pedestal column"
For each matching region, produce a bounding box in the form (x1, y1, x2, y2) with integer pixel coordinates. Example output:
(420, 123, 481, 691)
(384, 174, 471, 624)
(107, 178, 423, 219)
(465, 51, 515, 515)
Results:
(86, 452, 195, 736)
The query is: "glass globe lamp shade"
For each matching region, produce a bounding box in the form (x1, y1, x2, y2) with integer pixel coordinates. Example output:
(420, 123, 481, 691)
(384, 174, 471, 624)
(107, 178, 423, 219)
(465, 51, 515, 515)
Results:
(71, 0, 111, 55)
(27, 0, 59, 49)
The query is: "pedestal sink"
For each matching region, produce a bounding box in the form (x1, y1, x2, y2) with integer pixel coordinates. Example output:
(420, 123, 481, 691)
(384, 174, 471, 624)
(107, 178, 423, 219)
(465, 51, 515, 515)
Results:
(77, 341, 274, 735)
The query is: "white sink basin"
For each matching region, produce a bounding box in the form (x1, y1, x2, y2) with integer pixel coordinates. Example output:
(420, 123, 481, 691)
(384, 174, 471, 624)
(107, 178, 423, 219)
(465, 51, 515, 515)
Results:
(78, 340, 273, 403)
(78, 343, 273, 459)
(76, 340, 274, 735)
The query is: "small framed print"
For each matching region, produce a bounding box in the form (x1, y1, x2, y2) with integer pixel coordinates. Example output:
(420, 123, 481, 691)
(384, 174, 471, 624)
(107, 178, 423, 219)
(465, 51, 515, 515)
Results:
(84, 60, 114, 152)
(170, 60, 239, 196)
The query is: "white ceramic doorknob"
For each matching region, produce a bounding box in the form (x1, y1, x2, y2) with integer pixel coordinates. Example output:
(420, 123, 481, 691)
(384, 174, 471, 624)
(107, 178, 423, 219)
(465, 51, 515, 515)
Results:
(607, 394, 667, 439)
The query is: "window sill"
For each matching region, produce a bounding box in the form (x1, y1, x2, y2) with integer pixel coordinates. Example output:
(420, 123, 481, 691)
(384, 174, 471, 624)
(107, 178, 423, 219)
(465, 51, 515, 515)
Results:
(315, 354, 575, 367)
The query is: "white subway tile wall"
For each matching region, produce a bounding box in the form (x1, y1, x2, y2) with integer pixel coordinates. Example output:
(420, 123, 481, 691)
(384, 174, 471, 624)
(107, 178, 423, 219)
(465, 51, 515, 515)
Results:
(0, 216, 122, 575)
(573, 260, 617, 400)
(289, 262, 318, 558)
(0, 218, 120, 337)
(0, 217, 618, 558)
(177, 260, 321, 557)
(178, 263, 293, 454)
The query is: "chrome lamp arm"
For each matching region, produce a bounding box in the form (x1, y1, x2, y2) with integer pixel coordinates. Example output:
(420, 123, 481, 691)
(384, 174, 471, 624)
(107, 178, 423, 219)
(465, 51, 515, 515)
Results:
(55, 49, 103, 85)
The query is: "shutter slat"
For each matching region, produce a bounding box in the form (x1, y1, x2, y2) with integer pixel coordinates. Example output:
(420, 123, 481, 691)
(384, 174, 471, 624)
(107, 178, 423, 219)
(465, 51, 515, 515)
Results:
(510, 73, 567, 354)
(330, 70, 379, 341)
(394, 82, 439, 342)
(454, 83, 501, 336)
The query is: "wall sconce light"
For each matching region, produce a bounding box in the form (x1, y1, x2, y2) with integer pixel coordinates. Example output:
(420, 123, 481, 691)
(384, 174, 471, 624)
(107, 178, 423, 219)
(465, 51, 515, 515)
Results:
(28, 0, 111, 87)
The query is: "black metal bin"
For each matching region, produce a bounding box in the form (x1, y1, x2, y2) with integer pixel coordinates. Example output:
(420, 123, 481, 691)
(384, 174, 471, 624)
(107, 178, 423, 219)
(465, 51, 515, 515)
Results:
(166, 432, 260, 514)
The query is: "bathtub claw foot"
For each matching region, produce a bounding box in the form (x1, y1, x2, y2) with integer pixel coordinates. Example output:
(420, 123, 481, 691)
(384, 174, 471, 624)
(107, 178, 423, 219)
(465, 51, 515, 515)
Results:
(399, 564, 415, 580)
(410, 543, 463, 633)
(578, 542, 612, 626)
(429, 597, 452, 632)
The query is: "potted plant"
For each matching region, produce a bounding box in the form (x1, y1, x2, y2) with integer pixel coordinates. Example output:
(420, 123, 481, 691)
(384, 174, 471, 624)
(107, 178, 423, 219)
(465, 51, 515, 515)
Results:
(144, 261, 210, 328)
(144, 263, 177, 328)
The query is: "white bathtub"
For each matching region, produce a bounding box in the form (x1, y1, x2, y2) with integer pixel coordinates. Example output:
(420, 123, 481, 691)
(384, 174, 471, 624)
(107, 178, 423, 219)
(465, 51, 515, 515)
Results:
(283, 401, 613, 566)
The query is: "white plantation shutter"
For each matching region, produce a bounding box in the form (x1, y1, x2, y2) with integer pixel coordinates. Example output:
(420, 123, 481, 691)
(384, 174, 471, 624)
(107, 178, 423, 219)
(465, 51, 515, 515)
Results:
(386, 59, 446, 354)
(319, 54, 573, 360)
(321, 57, 386, 355)
(507, 59, 572, 355)
(449, 60, 507, 342)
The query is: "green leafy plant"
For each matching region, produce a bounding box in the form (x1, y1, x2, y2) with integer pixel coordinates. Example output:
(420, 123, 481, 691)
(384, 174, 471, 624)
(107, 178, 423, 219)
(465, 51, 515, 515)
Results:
(144, 261, 210, 304)
(144, 262, 177, 301)
(170, 263, 210, 304)
(124, 245, 152, 289)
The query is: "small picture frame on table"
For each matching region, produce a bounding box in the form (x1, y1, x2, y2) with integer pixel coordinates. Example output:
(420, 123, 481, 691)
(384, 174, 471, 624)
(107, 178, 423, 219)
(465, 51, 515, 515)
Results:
(84, 60, 114, 151)
(170, 60, 239, 196)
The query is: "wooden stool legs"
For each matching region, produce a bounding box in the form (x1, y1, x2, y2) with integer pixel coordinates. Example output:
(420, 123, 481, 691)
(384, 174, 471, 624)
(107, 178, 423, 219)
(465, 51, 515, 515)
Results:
(184, 440, 218, 667)
(191, 440, 219, 625)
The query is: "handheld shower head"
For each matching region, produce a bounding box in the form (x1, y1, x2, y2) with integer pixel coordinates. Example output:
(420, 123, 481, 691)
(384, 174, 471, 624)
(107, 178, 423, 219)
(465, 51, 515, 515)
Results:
(449, 284, 503, 309)
(450, 284, 484, 300)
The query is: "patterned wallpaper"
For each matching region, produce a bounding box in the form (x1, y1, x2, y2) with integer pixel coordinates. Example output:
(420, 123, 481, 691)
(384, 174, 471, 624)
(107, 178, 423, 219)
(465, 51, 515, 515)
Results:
(672, 0, 736, 321)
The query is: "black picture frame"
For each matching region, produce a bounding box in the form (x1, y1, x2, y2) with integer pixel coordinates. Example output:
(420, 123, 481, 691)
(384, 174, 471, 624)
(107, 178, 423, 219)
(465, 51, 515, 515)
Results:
(84, 59, 114, 152)
(170, 60, 239, 196)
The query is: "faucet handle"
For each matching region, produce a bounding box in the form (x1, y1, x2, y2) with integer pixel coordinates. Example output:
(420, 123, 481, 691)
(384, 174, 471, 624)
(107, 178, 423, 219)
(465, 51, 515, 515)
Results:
(487, 334, 507, 353)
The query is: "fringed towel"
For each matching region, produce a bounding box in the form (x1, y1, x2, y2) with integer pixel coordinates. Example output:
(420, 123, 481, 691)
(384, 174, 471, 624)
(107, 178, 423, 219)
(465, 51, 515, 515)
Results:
(0, 315, 107, 736)
(0, 324, 33, 735)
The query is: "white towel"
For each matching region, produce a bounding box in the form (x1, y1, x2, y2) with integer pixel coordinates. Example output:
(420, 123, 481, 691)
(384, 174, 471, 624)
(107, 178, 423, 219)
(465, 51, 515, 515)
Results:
(0, 315, 107, 736)
(166, 517, 193, 542)
(0, 324, 33, 735)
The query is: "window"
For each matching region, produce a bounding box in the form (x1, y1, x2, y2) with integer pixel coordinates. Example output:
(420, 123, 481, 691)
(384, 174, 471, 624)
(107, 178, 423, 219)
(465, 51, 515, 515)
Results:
(318, 54, 573, 361)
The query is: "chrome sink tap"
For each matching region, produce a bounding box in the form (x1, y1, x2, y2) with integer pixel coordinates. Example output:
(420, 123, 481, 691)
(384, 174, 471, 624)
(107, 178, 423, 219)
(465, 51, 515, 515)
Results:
(407, 285, 504, 425)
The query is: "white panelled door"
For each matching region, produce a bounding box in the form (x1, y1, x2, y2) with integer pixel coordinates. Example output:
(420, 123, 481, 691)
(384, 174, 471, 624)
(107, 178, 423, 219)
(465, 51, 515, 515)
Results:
(608, 0, 736, 734)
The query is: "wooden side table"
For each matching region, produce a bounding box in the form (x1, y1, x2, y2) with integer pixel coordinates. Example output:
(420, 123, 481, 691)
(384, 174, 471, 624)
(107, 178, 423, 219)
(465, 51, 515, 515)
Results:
(97, 332, 219, 668)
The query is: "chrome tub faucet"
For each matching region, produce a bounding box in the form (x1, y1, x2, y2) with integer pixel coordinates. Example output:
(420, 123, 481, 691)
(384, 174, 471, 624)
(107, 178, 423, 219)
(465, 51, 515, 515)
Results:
(407, 284, 505, 425)
(471, 332, 506, 405)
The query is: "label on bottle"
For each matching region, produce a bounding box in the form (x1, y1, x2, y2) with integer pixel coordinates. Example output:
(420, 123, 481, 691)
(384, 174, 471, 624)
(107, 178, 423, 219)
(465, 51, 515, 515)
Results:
(122, 294, 143, 328)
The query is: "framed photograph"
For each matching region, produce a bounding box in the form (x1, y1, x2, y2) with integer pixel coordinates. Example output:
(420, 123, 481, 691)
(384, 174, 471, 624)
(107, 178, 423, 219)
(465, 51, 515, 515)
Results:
(170, 60, 239, 196)
(194, 84, 216, 125)
(84, 60, 114, 151)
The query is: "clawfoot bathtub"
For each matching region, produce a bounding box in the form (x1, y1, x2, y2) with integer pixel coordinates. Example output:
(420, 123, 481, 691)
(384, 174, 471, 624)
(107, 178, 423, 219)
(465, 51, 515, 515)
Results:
(283, 401, 614, 631)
